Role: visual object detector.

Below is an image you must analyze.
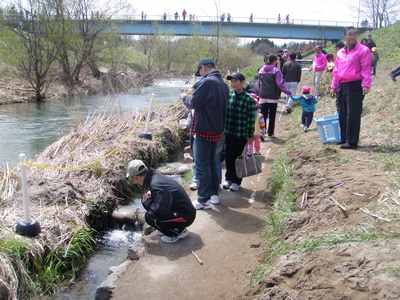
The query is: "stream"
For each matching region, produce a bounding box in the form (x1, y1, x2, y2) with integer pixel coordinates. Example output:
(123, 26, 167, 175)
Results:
(0, 78, 188, 166)
(0, 78, 188, 299)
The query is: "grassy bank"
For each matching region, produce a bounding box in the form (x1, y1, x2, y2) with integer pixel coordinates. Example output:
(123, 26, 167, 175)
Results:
(249, 23, 400, 299)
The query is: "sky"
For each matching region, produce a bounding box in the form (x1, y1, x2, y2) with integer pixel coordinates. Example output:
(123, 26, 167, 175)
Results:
(130, 0, 361, 23)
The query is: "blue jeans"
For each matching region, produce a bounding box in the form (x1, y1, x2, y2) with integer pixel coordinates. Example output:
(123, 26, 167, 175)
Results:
(194, 136, 220, 203)
(215, 138, 224, 186)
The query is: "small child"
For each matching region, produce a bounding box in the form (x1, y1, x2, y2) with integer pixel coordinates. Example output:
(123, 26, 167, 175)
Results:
(288, 86, 318, 132)
(247, 112, 263, 155)
(247, 94, 262, 155)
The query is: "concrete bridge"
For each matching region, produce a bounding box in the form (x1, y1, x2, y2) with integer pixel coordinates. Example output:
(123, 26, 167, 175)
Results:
(110, 16, 360, 40)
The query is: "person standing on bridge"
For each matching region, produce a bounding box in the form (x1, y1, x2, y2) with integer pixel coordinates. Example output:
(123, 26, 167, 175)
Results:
(250, 13, 254, 23)
(191, 59, 229, 209)
(311, 45, 328, 96)
(257, 54, 292, 138)
(182, 9, 187, 21)
(126, 160, 196, 244)
(331, 27, 372, 150)
(174, 12, 179, 21)
(227, 13, 232, 22)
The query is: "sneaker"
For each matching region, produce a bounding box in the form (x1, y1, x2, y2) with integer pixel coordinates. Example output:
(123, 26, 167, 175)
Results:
(230, 183, 240, 192)
(189, 182, 198, 191)
(303, 127, 308, 132)
(194, 201, 211, 210)
(160, 229, 189, 244)
(209, 195, 221, 205)
(390, 74, 396, 82)
(222, 180, 231, 190)
(300, 124, 305, 129)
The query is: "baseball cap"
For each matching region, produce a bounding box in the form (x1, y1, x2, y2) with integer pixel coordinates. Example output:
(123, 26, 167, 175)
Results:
(302, 86, 311, 94)
(226, 72, 246, 81)
(195, 58, 216, 76)
(126, 160, 148, 178)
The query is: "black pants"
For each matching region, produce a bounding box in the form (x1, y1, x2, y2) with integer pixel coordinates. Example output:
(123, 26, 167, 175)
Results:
(336, 80, 364, 146)
(225, 134, 247, 185)
(145, 212, 195, 237)
(391, 65, 400, 79)
(301, 111, 314, 128)
(261, 102, 278, 136)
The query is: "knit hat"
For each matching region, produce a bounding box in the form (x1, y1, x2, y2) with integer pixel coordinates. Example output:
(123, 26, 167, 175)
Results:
(302, 86, 311, 94)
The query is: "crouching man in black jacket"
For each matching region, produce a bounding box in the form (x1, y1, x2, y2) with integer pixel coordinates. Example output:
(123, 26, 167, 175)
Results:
(126, 160, 196, 244)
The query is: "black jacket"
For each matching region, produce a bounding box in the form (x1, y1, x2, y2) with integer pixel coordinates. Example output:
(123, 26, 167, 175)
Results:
(191, 70, 229, 134)
(282, 61, 302, 83)
(258, 73, 281, 100)
(142, 170, 196, 222)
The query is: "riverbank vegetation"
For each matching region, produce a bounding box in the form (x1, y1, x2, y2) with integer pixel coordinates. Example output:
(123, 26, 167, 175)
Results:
(0, 102, 187, 298)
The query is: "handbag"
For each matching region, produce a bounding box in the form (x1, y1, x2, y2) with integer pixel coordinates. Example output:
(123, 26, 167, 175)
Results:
(235, 147, 263, 178)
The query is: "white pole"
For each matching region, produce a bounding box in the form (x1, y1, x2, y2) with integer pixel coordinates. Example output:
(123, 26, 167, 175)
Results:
(19, 153, 31, 224)
(144, 93, 154, 133)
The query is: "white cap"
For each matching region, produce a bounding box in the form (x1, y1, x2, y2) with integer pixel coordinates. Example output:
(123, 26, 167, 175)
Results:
(126, 160, 148, 178)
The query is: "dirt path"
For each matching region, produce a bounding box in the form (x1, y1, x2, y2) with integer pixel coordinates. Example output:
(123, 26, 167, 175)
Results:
(112, 112, 288, 300)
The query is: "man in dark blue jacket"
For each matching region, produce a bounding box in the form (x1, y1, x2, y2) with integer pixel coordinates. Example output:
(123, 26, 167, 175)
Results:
(127, 160, 196, 244)
(191, 59, 229, 209)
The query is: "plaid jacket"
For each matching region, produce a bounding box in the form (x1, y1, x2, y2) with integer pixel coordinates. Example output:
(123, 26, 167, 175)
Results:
(225, 90, 257, 139)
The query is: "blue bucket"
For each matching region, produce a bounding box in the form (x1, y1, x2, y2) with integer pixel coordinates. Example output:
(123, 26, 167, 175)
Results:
(315, 114, 341, 144)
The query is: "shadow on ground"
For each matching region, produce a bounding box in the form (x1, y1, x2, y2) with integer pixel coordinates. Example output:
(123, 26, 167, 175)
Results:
(144, 232, 204, 261)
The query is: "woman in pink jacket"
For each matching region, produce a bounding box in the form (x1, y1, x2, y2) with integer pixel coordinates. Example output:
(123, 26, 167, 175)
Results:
(311, 45, 328, 96)
(332, 27, 372, 149)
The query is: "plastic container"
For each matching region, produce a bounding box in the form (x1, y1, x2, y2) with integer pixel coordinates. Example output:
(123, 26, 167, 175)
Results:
(315, 114, 341, 144)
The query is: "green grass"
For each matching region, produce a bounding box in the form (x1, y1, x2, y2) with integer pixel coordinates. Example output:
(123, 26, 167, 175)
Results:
(251, 153, 296, 285)
(385, 266, 400, 278)
(0, 227, 96, 296)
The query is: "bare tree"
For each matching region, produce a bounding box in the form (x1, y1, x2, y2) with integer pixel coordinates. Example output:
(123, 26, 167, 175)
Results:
(361, 0, 399, 28)
(53, 0, 110, 88)
(8, 0, 60, 101)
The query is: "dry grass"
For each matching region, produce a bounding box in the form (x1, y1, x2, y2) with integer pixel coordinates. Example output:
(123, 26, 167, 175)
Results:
(0, 101, 187, 298)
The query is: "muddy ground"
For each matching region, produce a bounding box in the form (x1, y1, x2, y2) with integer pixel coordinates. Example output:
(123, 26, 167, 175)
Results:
(247, 68, 400, 300)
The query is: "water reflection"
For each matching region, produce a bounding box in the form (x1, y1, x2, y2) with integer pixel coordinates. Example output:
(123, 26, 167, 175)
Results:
(0, 79, 187, 165)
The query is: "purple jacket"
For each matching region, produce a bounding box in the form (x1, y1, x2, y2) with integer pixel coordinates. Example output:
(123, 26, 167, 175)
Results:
(258, 64, 292, 96)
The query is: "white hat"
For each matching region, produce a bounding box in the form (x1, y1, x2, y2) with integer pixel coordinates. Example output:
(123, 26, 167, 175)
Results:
(126, 160, 148, 178)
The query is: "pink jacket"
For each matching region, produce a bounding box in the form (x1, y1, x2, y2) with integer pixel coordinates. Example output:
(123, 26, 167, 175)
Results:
(312, 53, 328, 72)
(331, 43, 372, 91)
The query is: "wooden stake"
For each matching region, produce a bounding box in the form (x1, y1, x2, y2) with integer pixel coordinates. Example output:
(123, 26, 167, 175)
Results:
(329, 197, 348, 218)
(191, 251, 204, 266)
(360, 208, 391, 222)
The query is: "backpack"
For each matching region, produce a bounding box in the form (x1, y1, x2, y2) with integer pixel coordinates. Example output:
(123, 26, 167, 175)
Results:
(257, 72, 281, 100)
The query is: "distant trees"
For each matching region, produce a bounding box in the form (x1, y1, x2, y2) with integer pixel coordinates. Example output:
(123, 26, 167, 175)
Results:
(132, 34, 253, 74)
(1, 0, 59, 101)
(0, 0, 126, 101)
(361, 0, 399, 28)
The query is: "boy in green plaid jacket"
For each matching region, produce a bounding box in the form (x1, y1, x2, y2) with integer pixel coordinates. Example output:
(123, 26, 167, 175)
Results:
(223, 73, 257, 192)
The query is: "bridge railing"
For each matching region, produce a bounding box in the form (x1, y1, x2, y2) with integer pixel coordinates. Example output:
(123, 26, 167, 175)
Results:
(114, 14, 359, 28)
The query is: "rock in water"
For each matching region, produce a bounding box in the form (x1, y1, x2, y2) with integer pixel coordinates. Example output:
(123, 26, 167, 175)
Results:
(95, 261, 132, 300)
(112, 205, 137, 225)
(158, 162, 191, 175)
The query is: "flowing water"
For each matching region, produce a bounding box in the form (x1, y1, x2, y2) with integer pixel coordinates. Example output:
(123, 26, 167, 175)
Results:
(0, 78, 187, 299)
(0, 78, 188, 166)
(55, 230, 142, 300)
